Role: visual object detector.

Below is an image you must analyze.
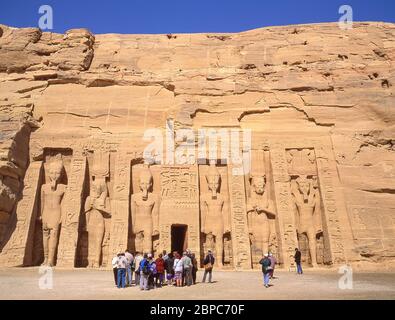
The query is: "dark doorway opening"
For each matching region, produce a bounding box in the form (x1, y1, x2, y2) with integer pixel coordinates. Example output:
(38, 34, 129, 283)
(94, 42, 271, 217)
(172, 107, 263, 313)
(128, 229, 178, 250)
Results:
(171, 224, 188, 255)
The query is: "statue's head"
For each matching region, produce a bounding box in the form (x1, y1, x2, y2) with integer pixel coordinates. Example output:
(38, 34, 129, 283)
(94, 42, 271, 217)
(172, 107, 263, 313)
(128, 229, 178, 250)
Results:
(91, 178, 106, 198)
(296, 176, 310, 201)
(205, 164, 221, 198)
(306, 149, 315, 164)
(287, 149, 298, 163)
(139, 166, 153, 201)
(251, 175, 266, 195)
(48, 159, 63, 189)
(311, 176, 318, 188)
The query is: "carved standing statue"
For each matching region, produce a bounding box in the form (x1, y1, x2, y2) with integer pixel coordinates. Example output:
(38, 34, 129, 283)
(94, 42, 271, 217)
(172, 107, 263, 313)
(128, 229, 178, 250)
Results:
(84, 177, 110, 268)
(200, 164, 229, 267)
(40, 158, 66, 266)
(131, 165, 159, 254)
(246, 175, 276, 257)
(291, 175, 321, 267)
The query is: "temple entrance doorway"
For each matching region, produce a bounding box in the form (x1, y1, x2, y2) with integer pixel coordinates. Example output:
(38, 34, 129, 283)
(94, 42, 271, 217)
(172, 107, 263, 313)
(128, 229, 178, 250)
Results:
(171, 224, 188, 255)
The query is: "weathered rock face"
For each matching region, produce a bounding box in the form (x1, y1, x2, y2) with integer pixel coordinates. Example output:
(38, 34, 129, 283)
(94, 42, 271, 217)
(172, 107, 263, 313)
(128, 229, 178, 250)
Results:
(0, 22, 394, 269)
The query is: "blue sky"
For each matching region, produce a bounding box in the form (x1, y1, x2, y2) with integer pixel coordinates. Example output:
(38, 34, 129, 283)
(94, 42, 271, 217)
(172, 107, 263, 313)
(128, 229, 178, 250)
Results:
(0, 0, 394, 34)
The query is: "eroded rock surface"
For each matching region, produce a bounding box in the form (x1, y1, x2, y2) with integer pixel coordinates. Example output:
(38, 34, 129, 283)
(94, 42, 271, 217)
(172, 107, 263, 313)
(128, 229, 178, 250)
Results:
(0, 22, 394, 269)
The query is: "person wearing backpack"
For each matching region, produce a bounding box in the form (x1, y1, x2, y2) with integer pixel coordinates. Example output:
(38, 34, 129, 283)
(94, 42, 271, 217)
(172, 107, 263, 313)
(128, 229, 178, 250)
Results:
(259, 253, 272, 288)
(139, 253, 150, 290)
(148, 254, 157, 289)
(202, 250, 215, 283)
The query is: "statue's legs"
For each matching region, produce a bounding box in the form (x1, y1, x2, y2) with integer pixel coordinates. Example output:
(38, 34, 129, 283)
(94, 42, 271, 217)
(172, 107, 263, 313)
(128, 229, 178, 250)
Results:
(260, 219, 270, 255)
(87, 215, 105, 268)
(94, 226, 105, 268)
(42, 227, 50, 265)
(205, 233, 215, 252)
(135, 232, 144, 253)
(214, 232, 223, 268)
(307, 228, 318, 267)
(143, 229, 153, 254)
(48, 225, 60, 266)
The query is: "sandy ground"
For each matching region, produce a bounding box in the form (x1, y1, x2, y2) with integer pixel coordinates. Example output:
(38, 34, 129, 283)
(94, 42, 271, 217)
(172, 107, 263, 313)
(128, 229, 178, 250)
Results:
(0, 267, 394, 300)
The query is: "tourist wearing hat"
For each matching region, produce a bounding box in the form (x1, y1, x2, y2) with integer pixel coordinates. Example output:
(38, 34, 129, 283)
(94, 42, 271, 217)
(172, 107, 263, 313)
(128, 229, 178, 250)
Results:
(202, 249, 215, 283)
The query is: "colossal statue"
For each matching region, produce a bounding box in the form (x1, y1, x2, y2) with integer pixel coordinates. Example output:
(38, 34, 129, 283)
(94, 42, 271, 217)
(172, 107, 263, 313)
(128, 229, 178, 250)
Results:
(40, 158, 66, 266)
(200, 164, 230, 267)
(246, 175, 276, 257)
(291, 175, 321, 267)
(84, 177, 110, 268)
(131, 165, 159, 254)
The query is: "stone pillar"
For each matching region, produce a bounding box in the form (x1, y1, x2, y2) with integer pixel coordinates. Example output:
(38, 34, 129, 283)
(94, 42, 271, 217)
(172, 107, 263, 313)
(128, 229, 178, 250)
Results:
(0, 161, 43, 266)
(315, 141, 357, 264)
(270, 144, 299, 268)
(107, 151, 130, 267)
(227, 164, 252, 270)
(56, 156, 87, 267)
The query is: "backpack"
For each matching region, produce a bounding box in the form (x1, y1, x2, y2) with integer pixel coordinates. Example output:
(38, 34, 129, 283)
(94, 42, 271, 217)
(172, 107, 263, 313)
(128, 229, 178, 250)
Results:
(260, 257, 271, 272)
(142, 260, 150, 275)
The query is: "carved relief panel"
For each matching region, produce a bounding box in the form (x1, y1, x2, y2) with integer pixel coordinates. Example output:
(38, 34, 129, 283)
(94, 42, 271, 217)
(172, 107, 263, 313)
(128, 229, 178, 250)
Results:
(159, 165, 200, 259)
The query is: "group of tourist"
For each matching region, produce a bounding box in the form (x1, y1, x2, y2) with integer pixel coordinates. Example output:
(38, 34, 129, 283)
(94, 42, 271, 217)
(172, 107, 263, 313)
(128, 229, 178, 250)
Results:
(112, 247, 304, 290)
(112, 249, 215, 290)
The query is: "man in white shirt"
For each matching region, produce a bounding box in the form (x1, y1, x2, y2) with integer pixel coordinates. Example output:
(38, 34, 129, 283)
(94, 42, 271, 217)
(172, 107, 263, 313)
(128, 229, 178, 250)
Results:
(134, 252, 143, 286)
(111, 254, 119, 286)
(117, 253, 128, 288)
(125, 250, 134, 286)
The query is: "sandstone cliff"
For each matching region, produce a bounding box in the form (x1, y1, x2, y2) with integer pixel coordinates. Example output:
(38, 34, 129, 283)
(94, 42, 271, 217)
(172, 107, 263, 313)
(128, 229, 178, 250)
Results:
(0, 22, 394, 267)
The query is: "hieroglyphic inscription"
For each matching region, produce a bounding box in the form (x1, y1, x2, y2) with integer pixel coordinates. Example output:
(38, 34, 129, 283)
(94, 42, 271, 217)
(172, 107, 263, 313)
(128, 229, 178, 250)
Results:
(57, 156, 87, 267)
(270, 144, 298, 267)
(107, 152, 130, 265)
(159, 165, 200, 257)
(315, 147, 346, 264)
(227, 164, 251, 270)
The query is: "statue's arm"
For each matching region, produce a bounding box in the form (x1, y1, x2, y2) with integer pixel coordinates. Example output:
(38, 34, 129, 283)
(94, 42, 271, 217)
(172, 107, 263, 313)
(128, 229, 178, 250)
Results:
(308, 181, 315, 205)
(222, 199, 231, 233)
(262, 198, 276, 218)
(247, 210, 253, 234)
(290, 180, 302, 206)
(152, 195, 160, 235)
(246, 198, 255, 213)
(200, 197, 207, 232)
(131, 195, 136, 231)
(39, 187, 45, 220)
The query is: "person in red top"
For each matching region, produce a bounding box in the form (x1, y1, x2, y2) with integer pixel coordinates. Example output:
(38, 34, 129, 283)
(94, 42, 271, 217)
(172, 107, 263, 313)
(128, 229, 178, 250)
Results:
(155, 253, 165, 287)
